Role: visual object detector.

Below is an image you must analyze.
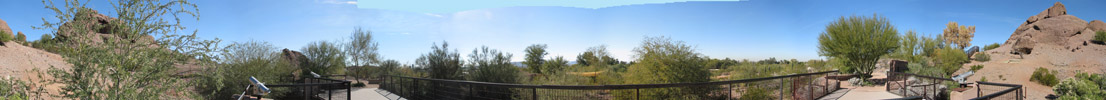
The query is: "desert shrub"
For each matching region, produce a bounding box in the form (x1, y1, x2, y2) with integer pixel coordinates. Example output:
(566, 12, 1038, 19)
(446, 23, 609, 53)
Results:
(980, 77, 988, 82)
(0, 77, 32, 99)
(1095, 31, 1106, 42)
(619, 36, 711, 99)
(737, 87, 775, 100)
(523, 44, 548, 74)
(302, 41, 347, 75)
(1031, 67, 1059, 86)
(983, 43, 1000, 51)
(973, 52, 990, 62)
(417, 42, 464, 80)
(351, 82, 366, 87)
(970, 65, 983, 71)
(934, 48, 968, 74)
(0, 31, 10, 43)
(817, 14, 900, 78)
(541, 56, 568, 75)
(1053, 72, 1106, 100)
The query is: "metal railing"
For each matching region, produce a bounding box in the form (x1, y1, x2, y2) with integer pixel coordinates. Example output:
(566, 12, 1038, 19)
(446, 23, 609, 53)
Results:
(970, 81, 1023, 100)
(380, 70, 840, 100)
(886, 72, 956, 100)
(249, 75, 353, 100)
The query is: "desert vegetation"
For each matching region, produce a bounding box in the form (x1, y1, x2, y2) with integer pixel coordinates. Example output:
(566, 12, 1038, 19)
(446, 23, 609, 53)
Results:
(1031, 67, 1060, 86)
(1053, 72, 1106, 99)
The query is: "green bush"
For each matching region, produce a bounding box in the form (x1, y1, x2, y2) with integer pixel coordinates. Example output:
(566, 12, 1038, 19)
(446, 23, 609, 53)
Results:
(983, 43, 1000, 51)
(970, 65, 983, 71)
(1031, 67, 1059, 86)
(620, 36, 711, 99)
(817, 14, 901, 78)
(935, 48, 968, 74)
(1053, 72, 1106, 100)
(0, 31, 11, 43)
(352, 82, 366, 87)
(1095, 31, 1106, 42)
(737, 87, 775, 100)
(973, 53, 990, 62)
(980, 77, 988, 82)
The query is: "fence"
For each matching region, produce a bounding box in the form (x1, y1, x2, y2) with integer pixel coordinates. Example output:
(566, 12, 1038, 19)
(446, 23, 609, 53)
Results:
(886, 72, 956, 100)
(250, 75, 352, 100)
(970, 81, 1023, 100)
(886, 72, 1025, 100)
(380, 70, 840, 100)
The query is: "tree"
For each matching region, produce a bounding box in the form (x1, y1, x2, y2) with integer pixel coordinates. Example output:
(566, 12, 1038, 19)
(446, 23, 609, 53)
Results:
(576, 45, 616, 66)
(345, 27, 380, 67)
(0, 31, 10, 43)
(302, 41, 347, 75)
(622, 36, 710, 99)
(380, 59, 400, 75)
(522, 44, 548, 74)
(198, 40, 296, 99)
(467, 46, 518, 83)
(417, 41, 464, 80)
(942, 22, 975, 49)
(542, 56, 568, 74)
(817, 14, 900, 78)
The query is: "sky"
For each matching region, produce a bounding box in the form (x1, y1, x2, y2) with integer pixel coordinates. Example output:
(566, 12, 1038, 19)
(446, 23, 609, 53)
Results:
(2, 0, 1106, 64)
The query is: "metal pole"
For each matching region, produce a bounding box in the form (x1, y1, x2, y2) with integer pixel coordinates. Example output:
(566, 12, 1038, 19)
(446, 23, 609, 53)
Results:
(976, 83, 981, 97)
(636, 88, 640, 100)
(347, 81, 351, 100)
(779, 79, 784, 100)
(532, 88, 538, 100)
(727, 84, 732, 100)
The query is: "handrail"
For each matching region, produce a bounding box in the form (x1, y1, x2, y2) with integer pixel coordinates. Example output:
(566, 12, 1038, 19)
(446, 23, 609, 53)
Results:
(970, 81, 1023, 100)
(387, 70, 838, 90)
(888, 72, 955, 81)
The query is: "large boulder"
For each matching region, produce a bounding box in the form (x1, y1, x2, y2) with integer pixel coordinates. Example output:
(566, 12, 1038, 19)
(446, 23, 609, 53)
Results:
(1089, 20, 1106, 31)
(0, 18, 11, 37)
(1005, 2, 1087, 54)
(54, 9, 157, 47)
(281, 48, 309, 67)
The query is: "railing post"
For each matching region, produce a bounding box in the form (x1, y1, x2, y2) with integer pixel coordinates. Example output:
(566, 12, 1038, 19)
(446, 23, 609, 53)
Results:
(636, 88, 640, 100)
(727, 84, 732, 100)
(779, 79, 784, 100)
(532, 88, 538, 100)
(976, 83, 981, 97)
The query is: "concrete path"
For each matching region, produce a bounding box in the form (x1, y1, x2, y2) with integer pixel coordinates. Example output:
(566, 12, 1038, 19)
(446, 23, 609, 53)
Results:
(833, 86, 903, 100)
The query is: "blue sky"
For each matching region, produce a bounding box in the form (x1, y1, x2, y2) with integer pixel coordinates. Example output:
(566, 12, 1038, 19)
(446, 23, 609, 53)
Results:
(2, 0, 1105, 63)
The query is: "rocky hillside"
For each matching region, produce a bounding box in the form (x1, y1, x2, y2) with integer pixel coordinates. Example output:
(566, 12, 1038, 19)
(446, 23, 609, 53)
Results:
(957, 2, 1106, 100)
(0, 18, 71, 99)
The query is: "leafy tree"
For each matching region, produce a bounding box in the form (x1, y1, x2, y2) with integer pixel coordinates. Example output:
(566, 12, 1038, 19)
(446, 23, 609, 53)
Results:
(380, 59, 401, 75)
(522, 44, 548, 74)
(37, 0, 216, 99)
(891, 30, 924, 62)
(417, 42, 464, 80)
(302, 41, 347, 75)
(817, 14, 900, 78)
(622, 36, 710, 99)
(576, 45, 618, 66)
(983, 43, 1001, 51)
(542, 56, 568, 74)
(196, 40, 296, 99)
(467, 46, 518, 83)
(920, 34, 944, 57)
(942, 22, 975, 49)
(345, 27, 380, 67)
(934, 47, 968, 74)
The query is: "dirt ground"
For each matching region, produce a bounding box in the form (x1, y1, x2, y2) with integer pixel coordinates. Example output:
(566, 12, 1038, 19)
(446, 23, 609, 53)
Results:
(0, 42, 71, 99)
(952, 44, 1106, 100)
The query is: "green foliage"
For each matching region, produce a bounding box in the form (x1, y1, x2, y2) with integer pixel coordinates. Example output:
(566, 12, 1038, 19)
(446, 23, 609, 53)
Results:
(352, 82, 366, 87)
(891, 31, 925, 62)
(345, 27, 380, 66)
(983, 43, 1000, 51)
(1053, 72, 1106, 100)
(467, 46, 519, 83)
(1031, 67, 1059, 86)
(973, 52, 990, 62)
(0, 31, 10, 43)
(417, 42, 464, 80)
(737, 87, 775, 100)
(195, 46, 297, 99)
(523, 44, 548, 74)
(619, 36, 711, 99)
(1095, 31, 1106, 42)
(379, 59, 401, 75)
(542, 56, 568, 74)
(0, 77, 32, 100)
(970, 65, 983, 71)
(980, 77, 988, 82)
(934, 47, 968, 74)
(15, 32, 26, 43)
(576, 45, 619, 66)
(302, 41, 347, 75)
(817, 14, 900, 78)
(907, 62, 947, 78)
